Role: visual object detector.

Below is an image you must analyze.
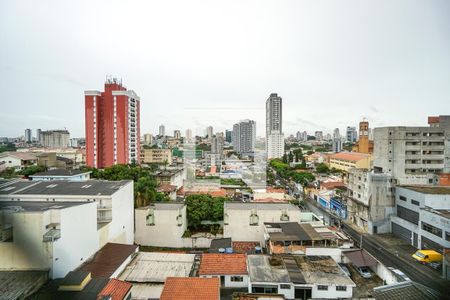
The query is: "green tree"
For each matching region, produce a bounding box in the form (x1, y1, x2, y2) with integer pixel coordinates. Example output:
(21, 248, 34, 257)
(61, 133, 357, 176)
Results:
(316, 163, 330, 174)
(288, 151, 294, 163)
(18, 165, 47, 178)
(0, 167, 16, 178)
(282, 154, 288, 164)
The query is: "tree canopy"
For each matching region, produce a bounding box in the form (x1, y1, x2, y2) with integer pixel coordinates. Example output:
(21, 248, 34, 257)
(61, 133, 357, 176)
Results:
(185, 194, 227, 230)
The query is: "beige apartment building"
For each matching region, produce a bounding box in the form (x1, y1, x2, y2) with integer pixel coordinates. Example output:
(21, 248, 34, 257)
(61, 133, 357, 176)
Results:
(329, 152, 372, 172)
(141, 148, 172, 164)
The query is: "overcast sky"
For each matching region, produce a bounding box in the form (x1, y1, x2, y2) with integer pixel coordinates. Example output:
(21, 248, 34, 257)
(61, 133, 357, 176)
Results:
(1, 0, 449, 138)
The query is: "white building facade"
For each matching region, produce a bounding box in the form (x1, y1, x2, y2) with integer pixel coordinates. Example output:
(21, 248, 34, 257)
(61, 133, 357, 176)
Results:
(266, 93, 284, 159)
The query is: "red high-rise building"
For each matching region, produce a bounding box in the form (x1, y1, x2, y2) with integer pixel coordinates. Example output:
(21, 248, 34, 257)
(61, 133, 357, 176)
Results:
(84, 78, 140, 168)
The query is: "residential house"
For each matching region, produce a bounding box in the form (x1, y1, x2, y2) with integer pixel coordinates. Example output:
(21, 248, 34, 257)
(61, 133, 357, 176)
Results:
(199, 253, 248, 288)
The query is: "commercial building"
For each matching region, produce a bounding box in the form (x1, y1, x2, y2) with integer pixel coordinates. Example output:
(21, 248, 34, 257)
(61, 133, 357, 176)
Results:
(232, 120, 256, 155)
(0, 179, 135, 248)
(223, 202, 301, 245)
(373, 115, 450, 184)
(40, 130, 70, 148)
(346, 168, 394, 234)
(24, 129, 32, 143)
(85, 77, 141, 168)
(141, 148, 173, 164)
(329, 152, 372, 172)
(390, 185, 450, 252)
(135, 203, 186, 248)
(225, 129, 232, 143)
(199, 253, 248, 288)
(266, 93, 285, 159)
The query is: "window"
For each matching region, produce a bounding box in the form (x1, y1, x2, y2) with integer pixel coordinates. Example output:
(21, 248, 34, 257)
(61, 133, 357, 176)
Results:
(397, 206, 419, 225)
(446, 232, 450, 242)
(280, 284, 291, 289)
(336, 286, 347, 291)
(231, 276, 243, 282)
(422, 222, 442, 238)
(411, 200, 420, 206)
(318, 285, 328, 291)
(399, 196, 406, 201)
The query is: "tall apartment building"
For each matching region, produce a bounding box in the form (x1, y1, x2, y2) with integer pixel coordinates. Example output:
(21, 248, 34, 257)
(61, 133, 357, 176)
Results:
(332, 128, 342, 153)
(85, 78, 140, 168)
(232, 120, 256, 154)
(206, 126, 214, 139)
(211, 132, 224, 158)
(225, 130, 232, 143)
(36, 129, 42, 144)
(24, 129, 32, 143)
(373, 115, 450, 185)
(174, 130, 181, 139)
(159, 125, 165, 136)
(266, 93, 284, 159)
(185, 129, 193, 143)
(40, 130, 70, 148)
(315, 131, 323, 141)
(346, 126, 357, 143)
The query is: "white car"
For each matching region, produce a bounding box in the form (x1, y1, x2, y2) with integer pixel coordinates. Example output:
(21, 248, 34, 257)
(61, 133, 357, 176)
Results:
(357, 266, 372, 278)
(339, 263, 351, 278)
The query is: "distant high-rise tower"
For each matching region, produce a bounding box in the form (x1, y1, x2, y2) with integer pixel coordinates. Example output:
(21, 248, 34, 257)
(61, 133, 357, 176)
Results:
(174, 130, 181, 139)
(159, 125, 165, 136)
(185, 129, 193, 142)
(24, 129, 32, 143)
(266, 93, 284, 159)
(211, 132, 224, 158)
(315, 131, 323, 141)
(206, 126, 214, 139)
(346, 126, 357, 143)
(225, 130, 232, 143)
(233, 120, 256, 154)
(36, 129, 42, 144)
(85, 77, 140, 168)
(332, 128, 342, 153)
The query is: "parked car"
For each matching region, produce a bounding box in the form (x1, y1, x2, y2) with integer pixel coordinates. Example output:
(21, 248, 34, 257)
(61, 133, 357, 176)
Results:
(357, 266, 372, 278)
(339, 263, 351, 278)
(428, 262, 442, 271)
(412, 250, 442, 264)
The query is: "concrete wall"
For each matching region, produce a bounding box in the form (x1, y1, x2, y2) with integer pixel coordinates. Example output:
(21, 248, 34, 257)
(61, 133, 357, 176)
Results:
(305, 248, 343, 263)
(109, 181, 134, 245)
(310, 284, 353, 299)
(224, 207, 301, 245)
(135, 206, 187, 248)
(248, 282, 294, 299)
(52, 202, 98, 278)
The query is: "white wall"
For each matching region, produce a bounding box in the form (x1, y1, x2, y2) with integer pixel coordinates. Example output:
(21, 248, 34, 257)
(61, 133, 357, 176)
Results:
(135, 206, 187, 248)
(305, 248, 343, 263)
(201, 274, 249, 288)
(310, 284, 353, 299)
(0, 156, 23, 170)
(109, 181, 134, 245)
(52, 202, 98, 278)
(248, 282, 294, 299)
(224, 207, 301, 245)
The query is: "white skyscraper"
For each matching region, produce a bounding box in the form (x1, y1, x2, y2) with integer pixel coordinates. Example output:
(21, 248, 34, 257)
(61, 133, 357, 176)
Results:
(206, 126, 214, 139)
(266, 93, 285, 159)
(159, 125, 165, 136)
(24, 129, 32, 143)
(185, 129, 193, 142)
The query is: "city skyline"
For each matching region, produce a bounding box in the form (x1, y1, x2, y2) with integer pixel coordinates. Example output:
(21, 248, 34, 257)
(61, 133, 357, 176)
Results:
(1, 1, 449, 137)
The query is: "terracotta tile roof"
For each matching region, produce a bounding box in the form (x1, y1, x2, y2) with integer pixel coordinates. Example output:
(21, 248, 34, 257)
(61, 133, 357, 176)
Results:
(198, 253, 248, 275)
(321, 181, 346, 190)
(232, 241, 260, 254)
(266, 187, 285, 193)
(78, 243, 138, 278)
(160, 277, 220, 300)
(330, 152, 370, 162)
(97, 278, 132, 300)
